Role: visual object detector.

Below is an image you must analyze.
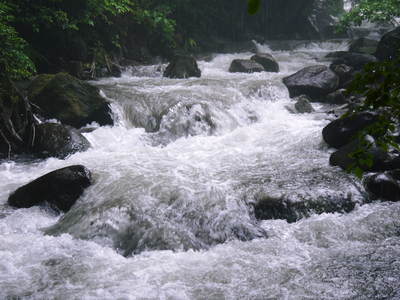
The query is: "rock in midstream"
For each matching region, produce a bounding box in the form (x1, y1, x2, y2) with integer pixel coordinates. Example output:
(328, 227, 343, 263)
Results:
(252, 193, 356, 223)
(8, 165, 92, 212)
(282, 65, 339, 100)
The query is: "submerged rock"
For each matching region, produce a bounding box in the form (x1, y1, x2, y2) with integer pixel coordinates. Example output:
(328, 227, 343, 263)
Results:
(28, 73, 113, 128)
(364, 170, 400, 202)
(33, 123, 90, 159)
(163, 55, 201, 79)
(252, 193, 355, 223)
(375, 26, 400, 61)
(8, 165, 92, 212)
(229, 59, 264, 73)
(294, 95, 314, 113)
(251, 53, 279, 72)
(322, 112, 378, 149)
(282, 65, 339, 100)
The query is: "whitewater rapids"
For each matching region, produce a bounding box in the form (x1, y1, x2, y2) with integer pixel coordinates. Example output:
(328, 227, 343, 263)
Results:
(1, 40, 399, 299)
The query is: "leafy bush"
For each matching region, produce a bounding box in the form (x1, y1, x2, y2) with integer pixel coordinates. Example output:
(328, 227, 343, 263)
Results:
(0, 2, 35, 79)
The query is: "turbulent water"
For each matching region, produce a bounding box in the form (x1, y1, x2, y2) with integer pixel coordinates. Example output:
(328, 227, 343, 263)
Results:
(1, 40, 400, 300)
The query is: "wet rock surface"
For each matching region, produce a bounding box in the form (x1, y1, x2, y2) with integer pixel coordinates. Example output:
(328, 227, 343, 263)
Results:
(8, 165, 92, 212)
(283, 65, 339, 100)
(250, 53, 279, 72)
(375, 26, 400, 61)
(28, 73, 113, 128)
(163, 55, 201, 79)
(349, 38, 379, 55)
(252, 193, 355, 223)
(322, 112, 378, 149)
(294, 95, 315, 113)
(330, 52, 377, 71)
(33, 123, 90, 159)
(364, 170, 400, 202)
(229, 59, 265, 73)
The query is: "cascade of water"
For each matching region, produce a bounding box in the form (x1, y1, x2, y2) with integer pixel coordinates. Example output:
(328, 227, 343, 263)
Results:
(1, 41, 399, 299)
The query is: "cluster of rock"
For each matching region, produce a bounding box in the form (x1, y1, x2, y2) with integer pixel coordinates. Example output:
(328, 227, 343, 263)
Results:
(229, 53, 280, 73)
(323, 28, 400, 203)
(252, 27, 400, 223)
(1, 72, 113, 212)
(1, 73, 112, 160)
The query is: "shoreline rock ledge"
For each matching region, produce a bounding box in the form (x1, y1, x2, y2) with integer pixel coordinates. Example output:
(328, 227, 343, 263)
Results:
(8, 165, 92, 213)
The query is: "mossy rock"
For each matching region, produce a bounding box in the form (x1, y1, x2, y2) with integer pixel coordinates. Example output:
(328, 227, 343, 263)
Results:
(28, 73, 113, 128)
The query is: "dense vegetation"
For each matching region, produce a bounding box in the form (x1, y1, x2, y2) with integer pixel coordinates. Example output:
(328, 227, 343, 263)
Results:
(341, 0, 400, 175)
(0, 0, 281, 80)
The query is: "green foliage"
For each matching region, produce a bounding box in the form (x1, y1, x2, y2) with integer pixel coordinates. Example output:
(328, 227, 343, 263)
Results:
(0, 1, 35, 79)
(340, 0, 400, 28)
(345, 57, 400, 176)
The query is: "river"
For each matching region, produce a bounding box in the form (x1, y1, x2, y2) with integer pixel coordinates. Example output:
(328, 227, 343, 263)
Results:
(1, 40, 399, 300)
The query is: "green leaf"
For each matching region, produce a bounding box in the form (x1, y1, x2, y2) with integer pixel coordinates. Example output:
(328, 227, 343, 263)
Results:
(248, 0, 261, 15)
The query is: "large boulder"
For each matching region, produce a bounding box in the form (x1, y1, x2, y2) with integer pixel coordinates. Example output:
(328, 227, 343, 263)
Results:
(349, 38, 379, 55)
(282, 65, 339, 100)
(8, 165, 92, 212)
(364, 170, 400, 202)
(322, 112, 379, 149)
(33, 123, 90, 159)
(28, 73, 113, 128)
(251, 53, 279, 72)
(163, 55, 201, 79)
(229, 59, 265, 73)
(0, 76, 36, 158)
(375, 26, 400, 61)
(330, 52, 377, 71)
(252, 193, 355, 223)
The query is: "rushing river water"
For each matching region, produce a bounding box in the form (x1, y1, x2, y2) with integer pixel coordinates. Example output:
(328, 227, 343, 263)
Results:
(1, 40, 400, 300)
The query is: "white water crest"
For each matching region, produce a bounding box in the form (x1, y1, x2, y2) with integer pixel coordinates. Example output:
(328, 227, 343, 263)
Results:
(1, 40, 399, 299)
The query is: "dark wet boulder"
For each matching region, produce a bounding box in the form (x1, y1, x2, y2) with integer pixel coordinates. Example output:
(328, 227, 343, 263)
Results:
(8, 165, 92, 212)
(329, 137, 390, 172)
(375, 26, 400, 61)
(163, 55, 201, 79)
(28, 73, 113, 128)
(252, 193, 355, 223)
(33, 123, 90, 159)
(329, 64, 354, 89)
(294, 95, 314, 113)
(229, 59, 264, 73)
(322, 112, 379, 149)
(349, 38, 379, 55)
(250, 53, 279, 72)
(0, 77, 36, 158)
(282, 65, 339, 100)
(364, 170, 400, 202)
(330, 52, 377, 71)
